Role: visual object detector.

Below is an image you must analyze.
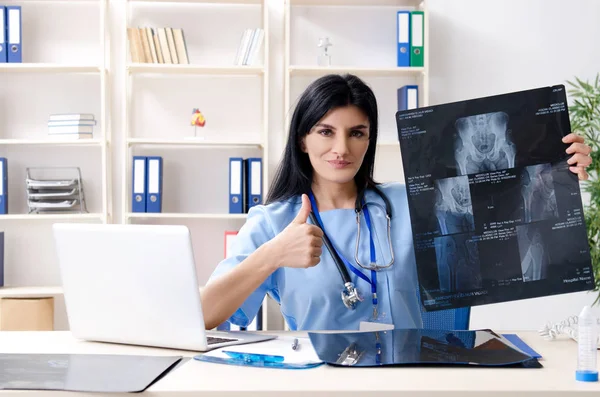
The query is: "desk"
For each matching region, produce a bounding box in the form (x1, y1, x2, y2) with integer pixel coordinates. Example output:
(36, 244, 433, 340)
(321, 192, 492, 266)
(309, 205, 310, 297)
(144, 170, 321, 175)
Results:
(0, 331, 598, 396)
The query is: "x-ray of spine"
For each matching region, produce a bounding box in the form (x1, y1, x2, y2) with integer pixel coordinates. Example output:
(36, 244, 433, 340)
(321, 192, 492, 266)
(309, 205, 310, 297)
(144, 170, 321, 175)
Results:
(520, 164, 559, 223)
(434, 234, 482, 292)
(434, 176, 475, 235)
(454, 112, 517, 175)
(517, 224, 550, 282)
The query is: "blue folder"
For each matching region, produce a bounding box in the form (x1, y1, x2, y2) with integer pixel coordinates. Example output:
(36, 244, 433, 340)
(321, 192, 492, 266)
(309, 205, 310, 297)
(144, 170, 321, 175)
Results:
(501, 334, 542, 359)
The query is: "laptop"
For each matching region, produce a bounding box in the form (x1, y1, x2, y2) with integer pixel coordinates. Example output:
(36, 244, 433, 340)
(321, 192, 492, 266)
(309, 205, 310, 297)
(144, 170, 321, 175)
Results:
(52, 223, 275, 352)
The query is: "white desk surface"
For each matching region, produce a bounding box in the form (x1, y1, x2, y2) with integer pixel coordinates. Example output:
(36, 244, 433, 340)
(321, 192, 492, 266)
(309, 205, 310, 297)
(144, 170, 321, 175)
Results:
(0, 330, 598, 396)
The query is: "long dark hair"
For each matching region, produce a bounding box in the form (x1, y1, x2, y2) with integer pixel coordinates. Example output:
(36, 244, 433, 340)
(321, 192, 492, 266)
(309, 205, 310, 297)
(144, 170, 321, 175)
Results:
(266, 74, 379, 204)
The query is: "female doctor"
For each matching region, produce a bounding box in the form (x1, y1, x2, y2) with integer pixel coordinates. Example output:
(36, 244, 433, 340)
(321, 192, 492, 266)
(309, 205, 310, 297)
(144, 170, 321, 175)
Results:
(201, 74, 593, 331)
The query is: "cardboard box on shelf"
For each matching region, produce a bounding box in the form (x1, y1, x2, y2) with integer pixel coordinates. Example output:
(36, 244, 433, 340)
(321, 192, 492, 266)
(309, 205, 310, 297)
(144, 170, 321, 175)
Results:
(0, 297, 54, 331)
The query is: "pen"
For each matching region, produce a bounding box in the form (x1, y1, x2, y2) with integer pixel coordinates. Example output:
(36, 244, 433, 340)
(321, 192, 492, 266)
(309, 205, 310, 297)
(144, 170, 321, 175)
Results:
(291, 338, 299, 350)
(222, 351, 284, 364)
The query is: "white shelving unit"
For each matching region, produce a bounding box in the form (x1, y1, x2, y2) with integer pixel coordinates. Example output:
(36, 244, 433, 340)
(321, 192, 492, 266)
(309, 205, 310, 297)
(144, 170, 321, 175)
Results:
(0, 213, 105, 221)
(126, 138, 263, 148)
(0, 0, 111, 317)
(0, 286, 64, 299)
(284, 0, 429, 184)
(0, 0, 111, 223)
(0, 64, 102, 73)
(127, 64, 264, 75)
(0, 139, 104, 146)
(288, 65, 425, 76)
(122, 0, 270, 221)
(127, 213, 248, 220)
(122, 0, 271, 328)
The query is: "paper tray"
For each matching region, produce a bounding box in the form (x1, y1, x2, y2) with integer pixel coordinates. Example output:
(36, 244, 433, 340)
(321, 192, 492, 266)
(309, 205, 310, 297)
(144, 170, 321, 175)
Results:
(26, 178, 78, 190)
(27, 200, 79, 209)
(27, 188, 80, 200)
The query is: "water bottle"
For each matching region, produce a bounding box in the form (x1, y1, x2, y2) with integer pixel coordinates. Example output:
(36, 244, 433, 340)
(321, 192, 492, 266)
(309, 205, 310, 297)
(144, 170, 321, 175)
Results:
(576, 306, 598, 382)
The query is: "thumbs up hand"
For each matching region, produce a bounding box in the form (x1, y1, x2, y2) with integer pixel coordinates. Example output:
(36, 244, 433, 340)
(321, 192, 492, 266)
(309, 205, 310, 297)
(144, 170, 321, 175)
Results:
(268, 194, 324, 269)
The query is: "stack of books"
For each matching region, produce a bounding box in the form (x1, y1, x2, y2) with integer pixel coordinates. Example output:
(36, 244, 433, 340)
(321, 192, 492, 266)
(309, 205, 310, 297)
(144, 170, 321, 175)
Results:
(48, 114, 96, 140)
(127, 27, 189, 65)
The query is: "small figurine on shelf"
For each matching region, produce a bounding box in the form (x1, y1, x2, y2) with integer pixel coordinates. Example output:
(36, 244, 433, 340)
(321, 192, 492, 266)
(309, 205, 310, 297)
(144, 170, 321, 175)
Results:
(317, 37, 332, 67)
(189, 108, 206, 140)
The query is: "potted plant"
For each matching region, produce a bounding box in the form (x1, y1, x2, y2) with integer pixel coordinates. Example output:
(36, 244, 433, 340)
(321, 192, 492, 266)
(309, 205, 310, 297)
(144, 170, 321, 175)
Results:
(567, 73, 600, 302)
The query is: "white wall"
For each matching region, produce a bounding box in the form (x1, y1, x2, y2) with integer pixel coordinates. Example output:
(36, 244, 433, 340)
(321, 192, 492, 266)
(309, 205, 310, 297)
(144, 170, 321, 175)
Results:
(426, 0, 600, 329)
(3, 0, 599, 331)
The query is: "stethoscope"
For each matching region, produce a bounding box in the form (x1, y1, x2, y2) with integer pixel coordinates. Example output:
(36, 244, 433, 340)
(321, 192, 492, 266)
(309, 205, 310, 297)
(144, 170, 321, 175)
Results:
(308, 186, 395, 317)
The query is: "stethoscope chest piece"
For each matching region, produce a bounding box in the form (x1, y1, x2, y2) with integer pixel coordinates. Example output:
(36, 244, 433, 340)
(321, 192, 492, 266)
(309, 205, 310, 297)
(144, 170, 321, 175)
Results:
(341, 282, 363, 310)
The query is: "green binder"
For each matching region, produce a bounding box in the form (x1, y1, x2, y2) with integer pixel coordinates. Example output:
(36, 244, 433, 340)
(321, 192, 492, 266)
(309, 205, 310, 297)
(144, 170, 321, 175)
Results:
(410, 11, 424, 67)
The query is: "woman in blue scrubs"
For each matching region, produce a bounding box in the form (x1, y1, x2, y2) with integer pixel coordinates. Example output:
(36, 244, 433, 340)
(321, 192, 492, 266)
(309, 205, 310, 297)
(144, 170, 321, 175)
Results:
(201, 74, 593, 331)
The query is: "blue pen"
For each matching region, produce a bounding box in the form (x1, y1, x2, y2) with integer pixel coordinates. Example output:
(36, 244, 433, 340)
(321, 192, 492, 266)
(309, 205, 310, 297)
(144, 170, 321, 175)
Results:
(222, 351, 285, 364)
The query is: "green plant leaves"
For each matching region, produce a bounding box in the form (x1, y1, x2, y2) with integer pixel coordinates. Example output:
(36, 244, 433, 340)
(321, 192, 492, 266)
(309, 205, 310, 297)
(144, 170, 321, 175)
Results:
(568, 72, 600, 301)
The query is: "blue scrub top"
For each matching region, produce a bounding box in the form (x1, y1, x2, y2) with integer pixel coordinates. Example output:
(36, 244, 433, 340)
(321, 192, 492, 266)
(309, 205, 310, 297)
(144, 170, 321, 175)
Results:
(208, 182, 423, 331)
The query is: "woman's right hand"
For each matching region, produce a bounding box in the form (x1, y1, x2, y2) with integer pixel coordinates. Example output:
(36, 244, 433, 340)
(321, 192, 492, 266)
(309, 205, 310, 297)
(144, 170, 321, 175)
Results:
(266, 194, 324, 269)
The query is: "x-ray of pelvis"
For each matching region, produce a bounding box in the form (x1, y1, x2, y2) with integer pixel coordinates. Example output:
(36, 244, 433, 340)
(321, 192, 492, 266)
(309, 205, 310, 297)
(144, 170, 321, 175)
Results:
(434, 176, 475, 235)
(396, 84, 594, 311)
(454, 112, 517, 175)
(520, 164, 559, 223)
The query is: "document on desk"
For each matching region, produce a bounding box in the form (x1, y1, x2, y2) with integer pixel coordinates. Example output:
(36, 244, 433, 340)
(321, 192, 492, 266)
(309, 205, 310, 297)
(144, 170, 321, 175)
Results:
(195, 336, 324, 369)
(0, 353, 182, 392)
(396, 84, 595, 311)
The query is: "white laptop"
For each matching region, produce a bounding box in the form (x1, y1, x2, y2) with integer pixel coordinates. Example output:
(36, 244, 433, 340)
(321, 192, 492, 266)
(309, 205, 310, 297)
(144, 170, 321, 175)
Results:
(52, 223, 275, 352)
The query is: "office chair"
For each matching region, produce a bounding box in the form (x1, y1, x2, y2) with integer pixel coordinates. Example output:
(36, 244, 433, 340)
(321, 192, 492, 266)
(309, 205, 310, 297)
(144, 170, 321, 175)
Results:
(420, 306, 471, 330)
(417, 288, 471, 330)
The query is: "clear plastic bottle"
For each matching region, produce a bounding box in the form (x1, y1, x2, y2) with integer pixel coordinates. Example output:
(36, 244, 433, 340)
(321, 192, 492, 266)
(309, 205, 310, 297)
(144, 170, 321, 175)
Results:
(576, 306, 598, 382)
(317, 37, 332, 67)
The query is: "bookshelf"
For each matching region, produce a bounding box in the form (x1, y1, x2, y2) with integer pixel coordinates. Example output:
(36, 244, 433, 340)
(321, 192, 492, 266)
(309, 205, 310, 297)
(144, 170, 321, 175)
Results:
(284, 0, 429, 185)
(0, 0, 431, 332)
(122, 0, 271, 328)
(0, 0, 111, 329)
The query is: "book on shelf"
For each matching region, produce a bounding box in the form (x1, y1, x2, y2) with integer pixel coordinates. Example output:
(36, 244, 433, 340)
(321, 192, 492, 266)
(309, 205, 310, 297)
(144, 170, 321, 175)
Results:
(234, 28, 264, 66)
(128, 27, 189, 65)
(49, 114, 95, 122)
(48, 126, 93, 135)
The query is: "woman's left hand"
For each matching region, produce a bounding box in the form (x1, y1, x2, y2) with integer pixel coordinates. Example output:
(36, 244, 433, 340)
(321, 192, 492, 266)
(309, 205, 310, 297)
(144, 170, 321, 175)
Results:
(563, 133, 593, 181)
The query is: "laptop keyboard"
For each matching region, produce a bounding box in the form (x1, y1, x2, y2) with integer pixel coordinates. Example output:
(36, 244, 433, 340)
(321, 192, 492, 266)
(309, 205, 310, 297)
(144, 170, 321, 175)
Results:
(207, 336, 238, 345)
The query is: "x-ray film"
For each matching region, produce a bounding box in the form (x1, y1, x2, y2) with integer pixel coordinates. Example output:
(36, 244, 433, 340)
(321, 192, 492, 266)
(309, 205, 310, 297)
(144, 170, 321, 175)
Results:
(396, 85, 594, 311)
